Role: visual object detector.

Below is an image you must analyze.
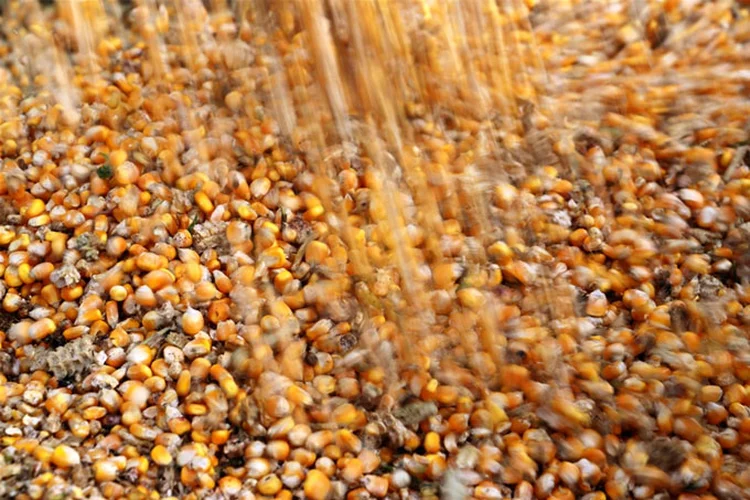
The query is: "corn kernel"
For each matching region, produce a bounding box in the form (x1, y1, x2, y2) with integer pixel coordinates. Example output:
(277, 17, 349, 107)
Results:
(151, 444, 173, 466)
(51, 445, 80, 468)
(195, 191, 214, 214)
(303, 469, 331, 500)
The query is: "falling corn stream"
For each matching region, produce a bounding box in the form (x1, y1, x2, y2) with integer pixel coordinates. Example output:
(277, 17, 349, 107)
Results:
(0, 0, 749, 498)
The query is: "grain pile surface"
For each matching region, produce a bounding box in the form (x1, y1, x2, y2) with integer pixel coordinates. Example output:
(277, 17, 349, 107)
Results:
(0, 0, 749, 499)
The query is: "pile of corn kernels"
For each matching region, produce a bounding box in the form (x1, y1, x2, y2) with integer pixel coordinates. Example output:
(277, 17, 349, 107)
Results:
(0, 0, 749, 499)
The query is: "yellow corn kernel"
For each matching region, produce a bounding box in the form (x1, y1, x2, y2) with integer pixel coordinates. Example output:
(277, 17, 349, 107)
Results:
(261, 221, 280, 235)
(193, 281, 218, 301)
(12, 438, 39, 454)
(18, 263, 32, 284)
(192, 430, 211, 444)
(61, 285, 83, 301)
(4, 266, 22, 288)
(257, 474, 283, 495)
(457, 288, 486, 310)
(197, 472, 215, 489)
(168, 417, 191, 435)
(63, 324, 88, 341)
(180, 465, 197, 486)
(486, 398, 509, 426)
(24, 199, 46, 218)
(424, 431, 441, 454)
(133, 456, 150, 475)
(109, 326, 129, 347)
(234, 202, 254, 221)
(335, 429, 362, 454)
(195, 191, 214, 214)
(3, 292, 23, 312)
(304, 469, 331, 500)
(45, 392, 72, 414)
(185, 261, 202, 282)
(109, 149, 128, 168)
(184, 336, 212, 358)
(109, 285, 128, 302)
(51, 445, 81, 468)
(185, 404, 207, 416)
(1, 436, 19, 447)
(136, 252, 167, 272)
(209, 365, 238, 398)
(93, 459, 119, 482)
(274, 269, 293, 292)
(121, 381, 151, 407)
(261, 245, 287, 268)
(211, 430, 230, 445)
(33, 447, 53, 465)
(29, 214, 51, 227)
(143, 269, 175, 290)
(286, 385, 313, 407)
(213, 271, 233, 294)
(151, 445, 173, 466)
(76, 307, 103, 326)
(0, 229, 16, 245)
(82, 406, 107, 420)
(176, 370, 192, 396)
(29, 318, 56, 341)
(219, 476, 242, 496)
(127, 364, 153, 381)
(39, 284, 59, 305)
(304, 204, 324, 221)
(190, 357, 212, 379)
(12, 233, 30, 250)
(121, 403, 142, 426)
(332, 403, 358, 426)
(180, 307, 204, 335)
